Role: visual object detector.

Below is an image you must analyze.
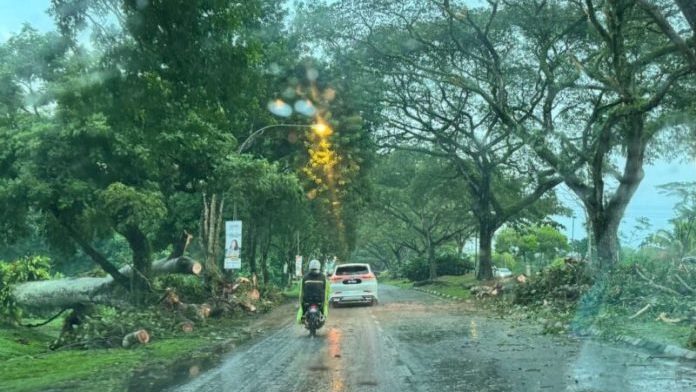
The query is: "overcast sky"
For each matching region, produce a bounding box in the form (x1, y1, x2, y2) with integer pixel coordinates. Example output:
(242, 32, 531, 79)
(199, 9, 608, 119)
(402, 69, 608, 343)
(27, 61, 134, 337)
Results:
(3, 0, 695, 247)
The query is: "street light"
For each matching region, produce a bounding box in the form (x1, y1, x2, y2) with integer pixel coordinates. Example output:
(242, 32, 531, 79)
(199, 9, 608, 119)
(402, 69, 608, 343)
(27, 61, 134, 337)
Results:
(237, 120, 331, 153)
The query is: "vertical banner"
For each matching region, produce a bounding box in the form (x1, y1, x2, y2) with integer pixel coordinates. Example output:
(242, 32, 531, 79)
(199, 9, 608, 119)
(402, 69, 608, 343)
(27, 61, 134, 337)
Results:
(295, 255, 303, 277)
(224, 220, 242, 269)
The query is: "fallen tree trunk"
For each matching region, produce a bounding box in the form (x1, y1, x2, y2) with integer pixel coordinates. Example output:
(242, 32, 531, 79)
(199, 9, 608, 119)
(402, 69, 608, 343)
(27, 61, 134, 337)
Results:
(13, 256, 202, 313)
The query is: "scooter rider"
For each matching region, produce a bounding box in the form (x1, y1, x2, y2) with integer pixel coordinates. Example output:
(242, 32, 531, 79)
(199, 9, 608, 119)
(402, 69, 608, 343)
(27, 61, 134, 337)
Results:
(296, 259, 329, 324)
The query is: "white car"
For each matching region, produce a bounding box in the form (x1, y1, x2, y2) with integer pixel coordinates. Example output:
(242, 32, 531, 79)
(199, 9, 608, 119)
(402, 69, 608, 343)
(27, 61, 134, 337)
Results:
(493, 266, 513, 278)
(329, 263, 379, 306)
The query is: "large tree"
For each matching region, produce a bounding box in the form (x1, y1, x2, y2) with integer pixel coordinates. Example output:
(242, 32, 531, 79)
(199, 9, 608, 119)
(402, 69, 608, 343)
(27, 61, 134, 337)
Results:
(363, 151, 474, 280)
(298, 0, 566, 278)
(300, 0, 695, 272)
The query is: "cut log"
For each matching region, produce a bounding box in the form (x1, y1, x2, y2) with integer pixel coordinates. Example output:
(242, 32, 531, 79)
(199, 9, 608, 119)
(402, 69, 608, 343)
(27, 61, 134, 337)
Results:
(13, 256, 203, 313)
(122, 329, 150, 348)
(248, 289, 261, 301)
(178, 320, 194, 333)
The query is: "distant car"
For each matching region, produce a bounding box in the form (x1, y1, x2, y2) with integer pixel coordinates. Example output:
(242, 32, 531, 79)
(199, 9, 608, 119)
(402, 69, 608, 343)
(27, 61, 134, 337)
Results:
(328, 263, 379, 306)
(493, 266, 513, 278)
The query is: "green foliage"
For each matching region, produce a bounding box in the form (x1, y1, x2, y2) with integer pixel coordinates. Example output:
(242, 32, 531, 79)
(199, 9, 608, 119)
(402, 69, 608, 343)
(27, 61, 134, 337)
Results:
(154, 274, 207, 304)
(100, 183, 167, 235)
(0, 256, 52, 324)
(495, 225, 570, 266)
(401, 254, 474, 282)
(492, 252, 518, 271)
(513, 259, 593, 306)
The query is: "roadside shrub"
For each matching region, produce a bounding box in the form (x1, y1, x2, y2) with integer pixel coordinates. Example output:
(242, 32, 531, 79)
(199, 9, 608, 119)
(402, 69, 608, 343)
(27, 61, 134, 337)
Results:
(400, 257, 430, 281)
(0, 256, 52, 325)
(437, 253, 474, 276)
(400, 254, 474, 281)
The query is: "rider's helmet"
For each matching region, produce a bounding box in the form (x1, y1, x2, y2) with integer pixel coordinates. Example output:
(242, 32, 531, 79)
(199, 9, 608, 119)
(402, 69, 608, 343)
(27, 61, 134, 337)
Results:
(309, 259, 321, 273)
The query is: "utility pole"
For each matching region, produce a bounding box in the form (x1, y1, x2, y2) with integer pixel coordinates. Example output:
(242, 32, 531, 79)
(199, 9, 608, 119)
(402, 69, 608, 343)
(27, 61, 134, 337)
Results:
(571, 215, 575, 253)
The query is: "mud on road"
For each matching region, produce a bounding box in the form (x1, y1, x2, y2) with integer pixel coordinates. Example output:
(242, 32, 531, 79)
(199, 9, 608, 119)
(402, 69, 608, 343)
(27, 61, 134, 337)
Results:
(172, 285, 695, 392)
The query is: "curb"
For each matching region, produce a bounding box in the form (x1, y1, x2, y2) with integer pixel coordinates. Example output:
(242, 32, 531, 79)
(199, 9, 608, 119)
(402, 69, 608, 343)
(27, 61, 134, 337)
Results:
(578, 326, 696, 361)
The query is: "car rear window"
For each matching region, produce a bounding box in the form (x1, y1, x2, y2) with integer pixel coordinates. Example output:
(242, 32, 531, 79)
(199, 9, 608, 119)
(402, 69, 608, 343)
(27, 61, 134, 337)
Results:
(335, 265, 369, 275)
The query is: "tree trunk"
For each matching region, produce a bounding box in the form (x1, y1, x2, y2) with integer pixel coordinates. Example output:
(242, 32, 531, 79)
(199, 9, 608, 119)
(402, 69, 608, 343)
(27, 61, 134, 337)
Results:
(248, 225, 258, 274)
(260, 227, 271, 286)
(123, 226, 152, 303)
(199, 193, 223, 284)
(476, 221, 495, 280)
(591, 210, 622, 270)
(13, 256, 201, 313)
(427, 236, 437, 281)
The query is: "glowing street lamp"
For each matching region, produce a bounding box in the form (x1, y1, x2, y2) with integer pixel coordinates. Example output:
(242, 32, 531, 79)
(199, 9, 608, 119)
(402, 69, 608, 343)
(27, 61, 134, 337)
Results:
(237, 120, 331, 153)
(311, 121, 332, 138)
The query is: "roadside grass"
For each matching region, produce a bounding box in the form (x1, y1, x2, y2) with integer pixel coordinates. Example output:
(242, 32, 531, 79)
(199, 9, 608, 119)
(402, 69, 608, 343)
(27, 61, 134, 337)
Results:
(0, 315, 254, 392)
(282, 281, 301, 299)
(420, 274, 478, 300)
(379, 277, 412, 289)
(390, 274, 478, 299)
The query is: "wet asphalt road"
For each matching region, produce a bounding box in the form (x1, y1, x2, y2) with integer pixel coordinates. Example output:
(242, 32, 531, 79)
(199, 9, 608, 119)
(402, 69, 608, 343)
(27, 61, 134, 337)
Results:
(172, 285, 695, 392)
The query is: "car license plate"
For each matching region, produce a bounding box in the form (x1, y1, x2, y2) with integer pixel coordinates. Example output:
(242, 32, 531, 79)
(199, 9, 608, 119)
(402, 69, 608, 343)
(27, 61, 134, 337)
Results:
(344, 278, 361, 284)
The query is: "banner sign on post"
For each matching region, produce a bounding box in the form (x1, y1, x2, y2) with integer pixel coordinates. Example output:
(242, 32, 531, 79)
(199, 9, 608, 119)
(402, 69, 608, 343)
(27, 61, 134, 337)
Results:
(295, 255, 303, 277)
(224, 221, 242, 269)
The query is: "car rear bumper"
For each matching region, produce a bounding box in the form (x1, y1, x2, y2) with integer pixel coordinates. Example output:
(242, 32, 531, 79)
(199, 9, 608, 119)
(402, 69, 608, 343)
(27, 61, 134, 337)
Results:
(329, 292, 378, 304)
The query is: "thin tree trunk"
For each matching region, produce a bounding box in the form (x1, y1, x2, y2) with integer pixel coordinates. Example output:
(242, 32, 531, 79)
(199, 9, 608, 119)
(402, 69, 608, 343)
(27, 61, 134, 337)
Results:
(427, 236, 437, 281)
(248, 225, 257, 274)
(260, 226, 271, 286)
(200, 193, 224, 288)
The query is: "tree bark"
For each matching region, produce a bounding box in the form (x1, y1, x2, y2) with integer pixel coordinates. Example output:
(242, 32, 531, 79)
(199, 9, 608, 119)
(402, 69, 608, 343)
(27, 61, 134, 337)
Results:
(123, 225, 153, 303)
(13, 256, 201, 313)
(476, 220, 495, 280)
(260, 228, 271, 286)
(247, 224, 257, 274)
(427, 235, 437, 281)
(591, 211, 621, 270)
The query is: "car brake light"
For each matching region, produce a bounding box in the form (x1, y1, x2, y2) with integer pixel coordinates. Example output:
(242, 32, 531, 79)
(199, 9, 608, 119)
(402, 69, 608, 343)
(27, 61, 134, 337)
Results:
(331, 275, 342, 282)
(361, 273, 375, 280)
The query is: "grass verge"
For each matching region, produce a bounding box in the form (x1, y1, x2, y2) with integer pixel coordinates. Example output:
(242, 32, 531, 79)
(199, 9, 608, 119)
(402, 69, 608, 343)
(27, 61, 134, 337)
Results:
(0, 313, 262, 392)
(415, 274, 478, 300)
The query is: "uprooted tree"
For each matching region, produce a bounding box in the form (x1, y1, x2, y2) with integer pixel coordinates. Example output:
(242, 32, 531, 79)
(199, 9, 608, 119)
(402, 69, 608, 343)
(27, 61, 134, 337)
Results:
(0, 0, 284, 303)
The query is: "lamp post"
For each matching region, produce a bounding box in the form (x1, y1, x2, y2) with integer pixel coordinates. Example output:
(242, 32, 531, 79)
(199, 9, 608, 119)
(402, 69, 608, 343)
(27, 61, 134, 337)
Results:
(236, 120, 332, 154)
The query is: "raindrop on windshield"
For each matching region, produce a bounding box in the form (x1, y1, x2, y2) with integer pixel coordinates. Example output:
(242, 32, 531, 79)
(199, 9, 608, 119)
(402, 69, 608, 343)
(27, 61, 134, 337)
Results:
(294, 99, 317, 117)
(268, 99, 292, 117)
